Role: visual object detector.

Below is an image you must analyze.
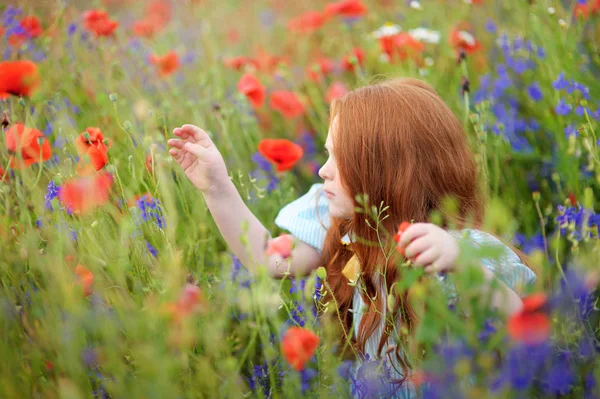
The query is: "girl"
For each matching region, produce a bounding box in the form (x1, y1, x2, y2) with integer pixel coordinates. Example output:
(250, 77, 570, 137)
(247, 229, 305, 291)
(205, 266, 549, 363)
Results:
(167, 77, 536, 397)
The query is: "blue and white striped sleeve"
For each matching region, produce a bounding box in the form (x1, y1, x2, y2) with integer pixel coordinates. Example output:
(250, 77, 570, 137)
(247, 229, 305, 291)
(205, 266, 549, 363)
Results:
(460, 229, 537, 290)
(439, 229, 537, 301)
(274, 183, 331, 253)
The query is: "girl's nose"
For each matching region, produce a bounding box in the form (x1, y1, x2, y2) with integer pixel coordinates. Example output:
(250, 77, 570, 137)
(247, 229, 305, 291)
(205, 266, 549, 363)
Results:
(318, 160, 331, 181)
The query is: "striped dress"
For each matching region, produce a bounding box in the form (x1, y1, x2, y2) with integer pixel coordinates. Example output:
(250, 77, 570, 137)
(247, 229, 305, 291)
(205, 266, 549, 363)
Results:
(275, 183, 536, 398)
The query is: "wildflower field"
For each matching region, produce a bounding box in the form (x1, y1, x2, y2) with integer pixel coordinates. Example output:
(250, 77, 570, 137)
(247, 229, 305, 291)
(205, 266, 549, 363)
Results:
(1, 0, 599, 398)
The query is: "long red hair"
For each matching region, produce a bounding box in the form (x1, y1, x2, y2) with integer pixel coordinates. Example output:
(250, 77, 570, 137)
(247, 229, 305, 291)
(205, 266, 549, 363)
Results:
(319, 77, 485, 380)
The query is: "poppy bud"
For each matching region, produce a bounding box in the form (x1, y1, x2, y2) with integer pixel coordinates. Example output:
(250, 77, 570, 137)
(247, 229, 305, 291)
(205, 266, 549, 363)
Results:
(37, 137, 45, 146)
(123, 120, 132, 131)
(82, 131, 91, 142)
(457, 48, 467, 64)
(1, 111, 10, 129)
(461, 77, 470, 96)
(109, 93, 118, 102)
(316, 266, 327, 279)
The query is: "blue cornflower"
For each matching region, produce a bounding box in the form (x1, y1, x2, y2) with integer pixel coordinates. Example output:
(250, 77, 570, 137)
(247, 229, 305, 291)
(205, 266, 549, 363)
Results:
(555, 99, 572, 116)
(230, 255, 251, 288)
(508, 57, 529, 74)
(251, 152, 279, 193)
(541, 353, 575, 395)
(492, 74, 512, 98)
(565, 125, 578, 137)
(553, 268, 597, 320)
(527, 83, 543, 102)
(67, 23, 77, 36)
(573, 82, 591, 99)
(299, 367, 317, 394)
(484, 19, 497, 33)
(146, 241, 157, 258)
(44, 181, 60, 211)
(290, 278, 306, 294)
(136, 195, 165, 229)
(552, 73, 571, 91)
(478, 319, 497, 343)
(584, 371, 597, 399)
(290, 301, 306, 326)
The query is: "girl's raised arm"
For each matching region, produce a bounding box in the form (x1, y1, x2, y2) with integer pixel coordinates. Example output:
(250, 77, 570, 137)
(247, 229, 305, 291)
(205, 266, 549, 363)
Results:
(168, 124, 320, 278)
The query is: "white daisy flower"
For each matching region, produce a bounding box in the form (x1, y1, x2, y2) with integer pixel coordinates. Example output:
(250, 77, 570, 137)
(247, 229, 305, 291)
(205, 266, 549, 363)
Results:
(370, 23, 402, 39)
(409, 28, 441, 44)
(410, 1, 422, 10)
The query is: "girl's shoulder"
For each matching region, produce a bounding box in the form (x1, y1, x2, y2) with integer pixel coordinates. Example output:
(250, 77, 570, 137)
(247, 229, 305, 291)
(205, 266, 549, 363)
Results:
(274, 183, 330, 253)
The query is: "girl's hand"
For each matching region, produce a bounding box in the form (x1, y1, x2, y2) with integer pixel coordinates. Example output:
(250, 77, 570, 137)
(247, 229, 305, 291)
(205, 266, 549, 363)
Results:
(396, 223, 459, 274)
(167, 124, 230, 196)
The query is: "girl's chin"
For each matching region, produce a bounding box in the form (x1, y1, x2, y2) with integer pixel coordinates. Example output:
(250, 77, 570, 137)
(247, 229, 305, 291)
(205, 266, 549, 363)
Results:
(328, 204, 353, 220)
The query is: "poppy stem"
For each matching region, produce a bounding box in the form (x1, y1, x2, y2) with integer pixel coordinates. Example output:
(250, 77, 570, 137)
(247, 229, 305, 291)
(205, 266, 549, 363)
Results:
(32, 148, 44, 186)
(1, 158, 10, 182)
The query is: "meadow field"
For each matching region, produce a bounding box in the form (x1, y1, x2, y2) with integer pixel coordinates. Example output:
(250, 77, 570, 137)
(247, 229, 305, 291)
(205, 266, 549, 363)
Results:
(0, 0, 599, 398)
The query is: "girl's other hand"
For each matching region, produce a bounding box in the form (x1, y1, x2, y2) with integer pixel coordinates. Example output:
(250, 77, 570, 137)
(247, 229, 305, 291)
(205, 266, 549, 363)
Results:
(168, 124, 230, 196)
(397, 223, 460, 274)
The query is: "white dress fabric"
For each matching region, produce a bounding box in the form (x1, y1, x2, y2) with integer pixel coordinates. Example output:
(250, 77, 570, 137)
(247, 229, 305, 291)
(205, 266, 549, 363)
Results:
(275, 183, 537, 398)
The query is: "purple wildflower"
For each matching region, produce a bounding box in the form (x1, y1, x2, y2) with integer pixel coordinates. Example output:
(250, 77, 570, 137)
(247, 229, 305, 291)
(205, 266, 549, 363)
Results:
(555, 99, 572, 116)
(527, 83, 543, 102)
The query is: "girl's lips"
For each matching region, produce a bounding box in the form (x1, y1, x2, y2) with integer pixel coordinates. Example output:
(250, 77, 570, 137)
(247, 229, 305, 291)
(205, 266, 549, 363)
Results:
(325, 190, 335, 198)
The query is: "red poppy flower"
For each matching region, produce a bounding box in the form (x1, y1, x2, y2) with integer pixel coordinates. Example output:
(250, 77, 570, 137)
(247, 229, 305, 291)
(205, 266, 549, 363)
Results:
(341, 47, 365, 71)
(74, 264, 94, 297)
(325, 81, 348, 103)
(0, 60, 41, 98)
(394, 222, 412, 256)
(132, 0, 171, 38)
(82, 10, 119, 37)
(380, 32, 425, 62)
(266, 234, 294, 259)
(59, 172, 113, 214)
(258, 139, 304, 172)
(521, 293, 547, 313)
(5, 123, 52, 168)
(75, 127, 110, 154)
(281, 327, 320, 371)
(307, 57, 335, 81)
(270, 91, 305, 119)
(223, 56, 255, 71)
(176, 284, 205, 315)
(507, 293, 551, 345)
(324, 0, 368, 18)
(287, 11, 328, 34)
(146, 0, 172, 26)
(20, 16, 43, 38)
(450, 24, 480, 54)
(75, 127, 111, 173)
(167, 284, 206, 321)
(149, 51, 180, 77)
(237, 73, 265, 108)
(132, 19, 159, 38)
(253, 49, 286, 73)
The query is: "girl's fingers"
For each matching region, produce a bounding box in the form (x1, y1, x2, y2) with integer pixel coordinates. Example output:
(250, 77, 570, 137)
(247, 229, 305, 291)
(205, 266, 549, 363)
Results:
(167, 138, 185, 148)
(404, 236, 431, 259)
(398, 223, 429, 248)
(180, 124, 214, 147)
(183, 142, 210, 159)
(412, 247, 438, 268)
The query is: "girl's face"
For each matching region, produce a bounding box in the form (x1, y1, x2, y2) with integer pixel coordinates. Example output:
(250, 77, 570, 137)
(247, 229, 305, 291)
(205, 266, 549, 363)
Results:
(318, 118, 355, 219)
